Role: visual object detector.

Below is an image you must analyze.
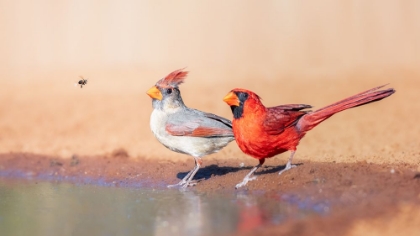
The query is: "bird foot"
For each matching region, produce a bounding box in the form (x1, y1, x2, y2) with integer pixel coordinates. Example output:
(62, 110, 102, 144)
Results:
(278, 163, 297, 175)
(167, 180, 199, 189)
(235, 176, 257, 189)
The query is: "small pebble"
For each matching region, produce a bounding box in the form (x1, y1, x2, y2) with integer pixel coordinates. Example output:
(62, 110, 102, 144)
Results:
(390, 169, 395, 174)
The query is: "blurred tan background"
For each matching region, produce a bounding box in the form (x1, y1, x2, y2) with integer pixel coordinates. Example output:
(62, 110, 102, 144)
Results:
(0, 1, 419, 165)
(1, 1, 420, 77)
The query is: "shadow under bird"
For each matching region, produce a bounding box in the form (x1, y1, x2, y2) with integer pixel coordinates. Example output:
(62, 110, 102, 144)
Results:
(223, 84, 395, 188)
(147, 69, 235, 188)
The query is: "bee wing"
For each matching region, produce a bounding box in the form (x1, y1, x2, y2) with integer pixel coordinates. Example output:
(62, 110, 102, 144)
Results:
(76, 76, 88, 88)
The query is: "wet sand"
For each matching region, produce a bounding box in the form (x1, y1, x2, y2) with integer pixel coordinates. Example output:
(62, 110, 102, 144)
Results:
(0, 152, 419, 236)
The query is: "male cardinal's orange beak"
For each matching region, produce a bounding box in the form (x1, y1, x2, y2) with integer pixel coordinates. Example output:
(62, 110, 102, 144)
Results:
(223, 92, 240, 106)
(147, 86, 162, 100)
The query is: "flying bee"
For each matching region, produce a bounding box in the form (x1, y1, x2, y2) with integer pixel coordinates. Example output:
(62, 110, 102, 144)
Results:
(75, 76, 88, 88)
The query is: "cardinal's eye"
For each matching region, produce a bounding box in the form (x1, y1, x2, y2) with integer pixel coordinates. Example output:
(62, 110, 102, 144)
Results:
(166, 88, 172, 94)
(239, 92, 248, 101)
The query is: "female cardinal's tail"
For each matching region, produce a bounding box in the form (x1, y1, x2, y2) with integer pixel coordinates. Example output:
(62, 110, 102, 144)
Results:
(298, 85, 395, 132)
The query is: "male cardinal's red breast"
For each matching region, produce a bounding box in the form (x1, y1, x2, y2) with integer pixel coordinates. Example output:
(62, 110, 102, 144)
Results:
(147, 69, 234, 189)
(223, 85, 395, 188)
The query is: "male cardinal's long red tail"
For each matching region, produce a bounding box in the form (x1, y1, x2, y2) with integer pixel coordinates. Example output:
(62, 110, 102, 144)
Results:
(298, 85, 395, 132)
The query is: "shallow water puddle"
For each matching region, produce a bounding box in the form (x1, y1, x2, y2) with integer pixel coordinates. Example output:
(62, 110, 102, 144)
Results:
(0, 178, 329, 235)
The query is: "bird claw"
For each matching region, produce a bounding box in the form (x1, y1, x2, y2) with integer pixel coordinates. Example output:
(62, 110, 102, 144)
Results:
(167, 180, 199, 189)
(278, 163, 297, 175)
(235, 176, 257, 189)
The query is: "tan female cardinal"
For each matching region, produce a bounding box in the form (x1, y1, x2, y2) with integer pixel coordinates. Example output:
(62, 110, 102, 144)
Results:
(147, 69, 234, 188)
(223, 85, 395, 188)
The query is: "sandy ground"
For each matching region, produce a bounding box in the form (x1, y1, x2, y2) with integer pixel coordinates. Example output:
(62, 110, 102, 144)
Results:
(0, 153, 419, 236)
(1, 68, 420, 235)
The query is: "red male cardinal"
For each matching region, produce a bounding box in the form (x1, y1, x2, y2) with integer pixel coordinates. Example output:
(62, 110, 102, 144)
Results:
(223, 85, 395, 188)
(147, 69, 234, 188)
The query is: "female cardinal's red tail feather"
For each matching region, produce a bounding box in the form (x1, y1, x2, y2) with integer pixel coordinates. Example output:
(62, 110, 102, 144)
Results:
(298, 85, 395, 132)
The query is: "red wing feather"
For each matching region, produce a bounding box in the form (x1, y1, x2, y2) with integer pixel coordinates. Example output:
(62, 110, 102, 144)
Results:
(166, 123, 232, 138)
(271, 104, 312, 111)
(190, 126, 233, 137)
(262, 106, 309, 135)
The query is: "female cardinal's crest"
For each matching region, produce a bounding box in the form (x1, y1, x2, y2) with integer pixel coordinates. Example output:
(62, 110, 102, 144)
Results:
(156, 69, 188, 88)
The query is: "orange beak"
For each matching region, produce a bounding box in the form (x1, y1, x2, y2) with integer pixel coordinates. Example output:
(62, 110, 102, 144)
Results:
(223, 91, 240, 106)
(147, 86, 162, 100)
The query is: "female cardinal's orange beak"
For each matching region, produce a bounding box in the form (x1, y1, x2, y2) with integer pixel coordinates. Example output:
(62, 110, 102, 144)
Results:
(147, 86, 162, 100)
(223, 92, 240, 106)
